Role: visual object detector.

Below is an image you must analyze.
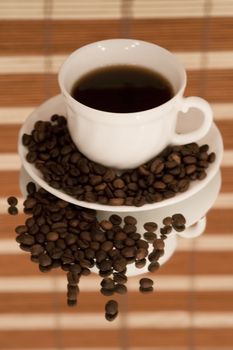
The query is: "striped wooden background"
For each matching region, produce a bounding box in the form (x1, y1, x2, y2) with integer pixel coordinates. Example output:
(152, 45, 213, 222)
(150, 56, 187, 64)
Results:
(0, 0, 233, 349)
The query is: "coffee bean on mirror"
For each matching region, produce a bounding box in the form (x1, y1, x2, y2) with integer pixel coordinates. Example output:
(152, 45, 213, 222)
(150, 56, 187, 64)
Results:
(135, 259, 146, 269)
(8, 206, 18, 215)
(148, 261, 160, 272)
(7, 196, 18, 206)
(143, 222, 158, 232)
(139, 286, 153, 293)
(105, 300, 118, 315)
(140, 278, 154, 289)
(9, 180, 188, 320)
(105, 312, 118, 321)
(143, 231, 157, 242)
(115, 283, 127, 294)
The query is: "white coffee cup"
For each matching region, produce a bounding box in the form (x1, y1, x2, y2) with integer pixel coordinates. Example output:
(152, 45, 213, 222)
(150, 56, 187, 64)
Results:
(58, 39, 213, 169)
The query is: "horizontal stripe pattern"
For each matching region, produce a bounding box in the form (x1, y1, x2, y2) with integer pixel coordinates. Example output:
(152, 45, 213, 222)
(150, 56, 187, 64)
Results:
(0, 276, 232, 292)
(1, 52, 233, 74)
(1, 0, 233, 19)
(0, 311, 233, 330)
(1, 18, 233, 55)
(0, 1, 232, 349)
(1, 291, 233, 313)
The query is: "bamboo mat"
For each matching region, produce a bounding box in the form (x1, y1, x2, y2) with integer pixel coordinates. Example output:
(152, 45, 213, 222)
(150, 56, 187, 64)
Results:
(0, 0, 233, 349)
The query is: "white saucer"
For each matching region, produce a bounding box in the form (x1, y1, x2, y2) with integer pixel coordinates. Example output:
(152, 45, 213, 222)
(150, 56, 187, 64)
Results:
(18, 94, 223, 213)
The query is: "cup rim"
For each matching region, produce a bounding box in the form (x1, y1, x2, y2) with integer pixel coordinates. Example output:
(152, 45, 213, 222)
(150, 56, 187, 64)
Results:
(58, 38, 187, 120)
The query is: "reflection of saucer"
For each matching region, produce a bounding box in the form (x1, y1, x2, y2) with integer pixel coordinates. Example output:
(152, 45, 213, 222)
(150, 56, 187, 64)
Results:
(20, 166, 217, 276)
(18, 94, 223, 212)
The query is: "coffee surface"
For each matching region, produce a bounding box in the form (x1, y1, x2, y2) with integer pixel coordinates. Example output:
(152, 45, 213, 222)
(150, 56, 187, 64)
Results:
(71, 65, 174, 113)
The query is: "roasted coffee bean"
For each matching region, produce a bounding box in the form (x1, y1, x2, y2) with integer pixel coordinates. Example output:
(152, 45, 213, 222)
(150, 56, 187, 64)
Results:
(105, 312, 118, 321)
(163, 217, 172, 226)
(109, 214, 122, 225)
(124, 215, 137, 225)
(101, 288, 114, 296)
(137, 239, 149, 249)
(121, 246, 136, 258)
(143, 231, 157, 242)
(105, 300, 118, 315)
(100, 220, 113, 231)
(143, 222, 158, 232)
(135, 258, 147, 268)
(31, 244, 44, 257)
(124, 238, 135, 247)
(39, 254, 52, 267)
(46, 231, 59, 241)
(172, 213, 186, 225)
(17, 234, 35, 246)
(173, 224, 186, 232)
(67, 271, 80, 286)
(153, 239, 165, 250)
(208, 152, 216, 163)
(109, 198, 125, 206)
(101, 278, 115, 290)
(140, 278, 153, 289)
(135, 248, 148, 260)
(113, 231, 126, 242)
(95, 250, 107, 263)
(113, 273, 127, 284)
(101, 241, 114, 252)
(115, 283, 127, 294)
(15, 225, 28, 234)
(148, 249, 161, 262)
(148, 261, 160, 272)
(139, 286, 153, 293)
(113, 178, 125, 189)
(67, 299, 77, 307)
(24, 197, 37, 209)
(123, 224, 137, 234)
(39, 264, 52, 273)
(113, 257, 127, 272)
(8, 206, 18, 215)
(129, 232, 141, 241)
(7, 196, 18, 206)
(99, 259, 112, 272)
(160, 225, 172, 235)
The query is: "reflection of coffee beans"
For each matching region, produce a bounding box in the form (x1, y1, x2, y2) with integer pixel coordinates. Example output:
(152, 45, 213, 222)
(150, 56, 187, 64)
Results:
(8, 187, 186, 321)
(22, 115, 216, 206)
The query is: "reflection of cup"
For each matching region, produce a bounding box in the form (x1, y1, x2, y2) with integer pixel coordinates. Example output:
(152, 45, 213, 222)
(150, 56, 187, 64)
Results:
(59, 39, 213, 170)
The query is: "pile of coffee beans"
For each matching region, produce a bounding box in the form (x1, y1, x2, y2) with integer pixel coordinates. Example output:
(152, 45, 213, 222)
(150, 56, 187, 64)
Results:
(8, 183, 186, 321)
(22, 115, 216, 206)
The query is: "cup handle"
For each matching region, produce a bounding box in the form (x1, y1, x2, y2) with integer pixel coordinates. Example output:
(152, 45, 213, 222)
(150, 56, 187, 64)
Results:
(172, 96, 213, 144)
(176, 216, 206, 239)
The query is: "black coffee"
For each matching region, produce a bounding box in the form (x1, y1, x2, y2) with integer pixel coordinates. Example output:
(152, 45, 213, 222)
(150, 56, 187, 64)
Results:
(71, 65, 174, 113)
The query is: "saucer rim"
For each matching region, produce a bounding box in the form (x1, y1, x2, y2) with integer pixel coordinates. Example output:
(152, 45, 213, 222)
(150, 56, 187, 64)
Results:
(18, 94, 224, 213)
